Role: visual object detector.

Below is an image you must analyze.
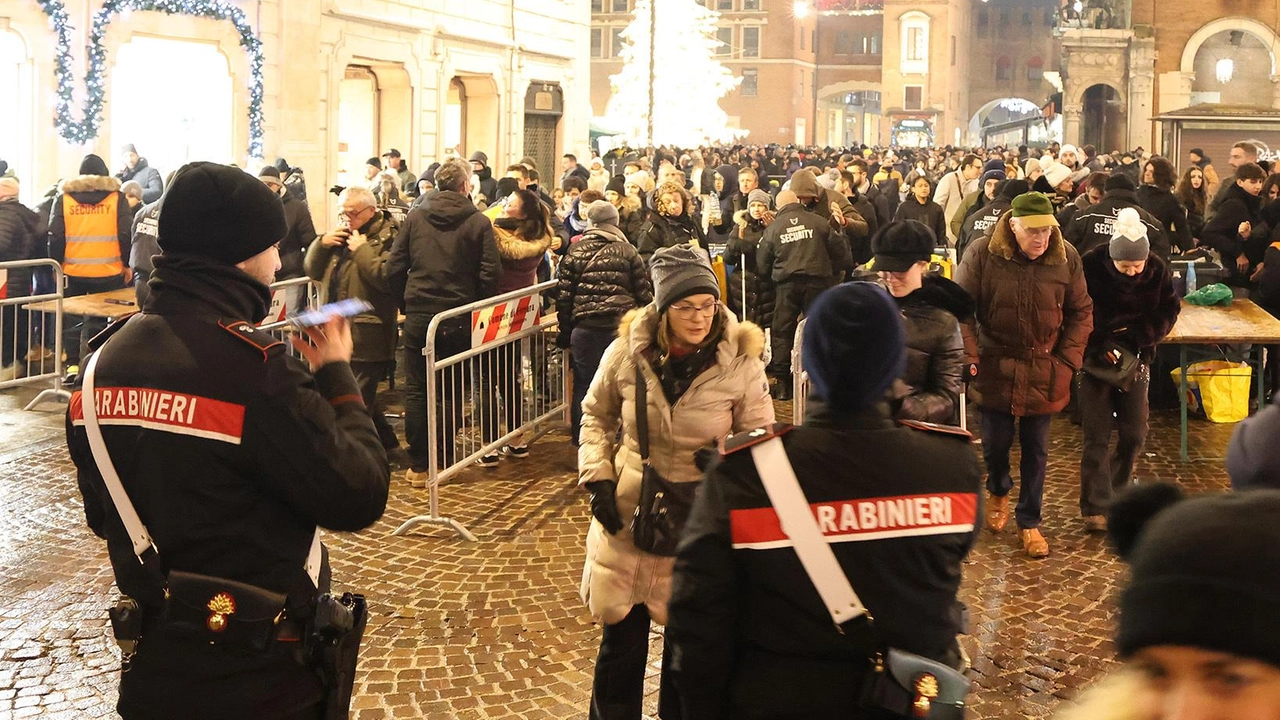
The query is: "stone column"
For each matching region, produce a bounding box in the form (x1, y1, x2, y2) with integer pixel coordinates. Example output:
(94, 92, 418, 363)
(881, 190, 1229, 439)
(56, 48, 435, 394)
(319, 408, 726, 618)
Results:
(1063, 105, 1084, 146)
(1128, 37, 1156, 151)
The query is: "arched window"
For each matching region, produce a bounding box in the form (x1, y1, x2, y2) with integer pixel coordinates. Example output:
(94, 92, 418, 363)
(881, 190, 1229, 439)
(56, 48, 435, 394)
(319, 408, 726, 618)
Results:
(1027, 56, 1044, 81)
(995, 55, 1013, 81)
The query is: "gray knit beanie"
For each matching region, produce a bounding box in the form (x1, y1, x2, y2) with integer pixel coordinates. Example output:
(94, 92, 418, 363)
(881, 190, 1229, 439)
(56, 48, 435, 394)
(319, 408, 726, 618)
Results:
(1109, 207, 1150, 261)
(651, 244, 720, 311)
(585, 200, 620, 229)
(748, 189, 772, 208)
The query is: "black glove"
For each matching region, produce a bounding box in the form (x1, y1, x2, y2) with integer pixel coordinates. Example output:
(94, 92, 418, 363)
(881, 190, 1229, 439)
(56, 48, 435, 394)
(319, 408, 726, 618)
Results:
(555, 328, 573, 350)
(585, 480, 624, 535)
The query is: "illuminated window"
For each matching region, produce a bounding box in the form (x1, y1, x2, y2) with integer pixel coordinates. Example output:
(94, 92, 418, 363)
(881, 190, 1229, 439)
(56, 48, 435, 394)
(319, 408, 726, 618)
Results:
(904, 85, 923, 111)
(591, 28, 603, 57)
(996, 55, 1013, 81)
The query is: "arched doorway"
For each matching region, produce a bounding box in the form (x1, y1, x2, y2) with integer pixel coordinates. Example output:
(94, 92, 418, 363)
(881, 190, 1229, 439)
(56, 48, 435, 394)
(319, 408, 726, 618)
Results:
(967, 97, 1056, 148)
(1190, 30, 1276, 106)
(447, 75, 499, 161)
(337, 63, 413, 189)
(1081, 84, 1123, 152)
(0, 29, 34, 204)
(443, 78, 467, 157)
(110, 36, 233, 179)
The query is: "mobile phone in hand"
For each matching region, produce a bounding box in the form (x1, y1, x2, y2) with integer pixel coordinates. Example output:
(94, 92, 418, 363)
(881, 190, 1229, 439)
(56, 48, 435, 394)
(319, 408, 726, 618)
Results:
(288, 298, 373, 329)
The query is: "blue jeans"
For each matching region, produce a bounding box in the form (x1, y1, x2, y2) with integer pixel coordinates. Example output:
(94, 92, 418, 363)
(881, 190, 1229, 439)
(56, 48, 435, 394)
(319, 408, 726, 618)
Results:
(979, 409, 1052, 530)
(570, 326, 617, 445)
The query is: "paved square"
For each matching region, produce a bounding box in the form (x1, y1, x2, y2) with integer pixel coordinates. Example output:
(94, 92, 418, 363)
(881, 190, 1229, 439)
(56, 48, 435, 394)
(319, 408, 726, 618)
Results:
(0, 382, 1237, 719)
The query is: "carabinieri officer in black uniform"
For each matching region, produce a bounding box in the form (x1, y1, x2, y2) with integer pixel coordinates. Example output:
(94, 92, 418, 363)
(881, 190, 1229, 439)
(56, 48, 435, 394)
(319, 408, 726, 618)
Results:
(65, 162, 390, 719)
(667, 282, 983, 720)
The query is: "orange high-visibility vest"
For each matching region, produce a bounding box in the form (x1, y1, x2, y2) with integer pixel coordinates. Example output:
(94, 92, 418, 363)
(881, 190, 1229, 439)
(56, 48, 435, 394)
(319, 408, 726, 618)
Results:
(63, 193, 123, 278)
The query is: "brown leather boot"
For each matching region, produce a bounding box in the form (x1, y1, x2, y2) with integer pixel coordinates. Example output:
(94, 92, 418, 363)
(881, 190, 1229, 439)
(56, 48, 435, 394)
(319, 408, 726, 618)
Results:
(1020, 528, 1049, 558)
(986, 493, 1010, 533)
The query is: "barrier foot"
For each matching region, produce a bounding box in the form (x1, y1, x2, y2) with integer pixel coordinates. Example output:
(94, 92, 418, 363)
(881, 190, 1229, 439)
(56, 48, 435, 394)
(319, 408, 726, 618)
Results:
(391, 514, 478, 541)
(24, 388, 72, 411)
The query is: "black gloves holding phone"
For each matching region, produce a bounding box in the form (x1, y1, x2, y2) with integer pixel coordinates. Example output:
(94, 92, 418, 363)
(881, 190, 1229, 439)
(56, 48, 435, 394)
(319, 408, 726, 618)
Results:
(585, 480, 624, 535)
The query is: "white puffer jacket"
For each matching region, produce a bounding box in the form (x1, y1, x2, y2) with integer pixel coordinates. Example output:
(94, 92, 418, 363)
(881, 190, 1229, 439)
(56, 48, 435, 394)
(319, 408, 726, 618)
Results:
(578, 303, 774, 625)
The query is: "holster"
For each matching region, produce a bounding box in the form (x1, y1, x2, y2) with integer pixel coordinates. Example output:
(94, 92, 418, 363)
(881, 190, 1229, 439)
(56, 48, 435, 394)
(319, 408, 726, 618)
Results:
(303, 592, 368, 720)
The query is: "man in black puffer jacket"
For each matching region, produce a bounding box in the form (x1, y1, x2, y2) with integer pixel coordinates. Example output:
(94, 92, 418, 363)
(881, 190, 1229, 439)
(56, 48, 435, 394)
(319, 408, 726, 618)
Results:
(386, 158, 501, 482)
(554, 201, 653, 444)
(1065, 174, 1169, 260)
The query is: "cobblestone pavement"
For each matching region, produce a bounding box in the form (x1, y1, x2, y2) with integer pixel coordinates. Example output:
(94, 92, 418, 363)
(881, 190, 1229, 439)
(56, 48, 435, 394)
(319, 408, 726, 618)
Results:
(0, 380, 1237, 720)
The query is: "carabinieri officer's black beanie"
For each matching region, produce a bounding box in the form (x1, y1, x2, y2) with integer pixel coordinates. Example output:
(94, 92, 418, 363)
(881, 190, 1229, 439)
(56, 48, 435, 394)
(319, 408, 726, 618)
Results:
(158, 161, 287, 265)
(1109, 484, 1280, 669)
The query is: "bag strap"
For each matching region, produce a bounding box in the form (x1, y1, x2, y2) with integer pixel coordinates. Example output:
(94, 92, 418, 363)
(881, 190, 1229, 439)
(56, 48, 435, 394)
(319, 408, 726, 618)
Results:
(634, 361, 650, 463)
(750, 437, 868, 626)
(82, 346, 323, 588)
(81, 350, 161, 566)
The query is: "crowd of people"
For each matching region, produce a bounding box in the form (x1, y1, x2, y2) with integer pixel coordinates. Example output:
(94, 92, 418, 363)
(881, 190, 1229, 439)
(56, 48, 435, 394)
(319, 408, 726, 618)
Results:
(4, 134, 1280, 719)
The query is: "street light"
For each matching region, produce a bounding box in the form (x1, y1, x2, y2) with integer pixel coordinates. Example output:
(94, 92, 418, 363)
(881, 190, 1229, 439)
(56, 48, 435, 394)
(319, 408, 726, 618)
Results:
(793, 0, 810, 18)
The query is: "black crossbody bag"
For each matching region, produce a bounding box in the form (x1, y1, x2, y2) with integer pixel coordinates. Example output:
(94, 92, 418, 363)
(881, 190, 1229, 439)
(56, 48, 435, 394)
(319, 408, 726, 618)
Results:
(631, 362, 700, 556)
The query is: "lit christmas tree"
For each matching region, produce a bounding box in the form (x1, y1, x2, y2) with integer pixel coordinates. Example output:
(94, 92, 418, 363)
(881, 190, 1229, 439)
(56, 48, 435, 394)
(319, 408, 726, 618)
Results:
(603, 0, 743, 146)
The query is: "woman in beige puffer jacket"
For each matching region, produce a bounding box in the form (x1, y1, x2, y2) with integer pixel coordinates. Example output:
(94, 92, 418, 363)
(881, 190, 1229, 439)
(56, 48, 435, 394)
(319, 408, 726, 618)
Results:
(578, 244, 774, 720)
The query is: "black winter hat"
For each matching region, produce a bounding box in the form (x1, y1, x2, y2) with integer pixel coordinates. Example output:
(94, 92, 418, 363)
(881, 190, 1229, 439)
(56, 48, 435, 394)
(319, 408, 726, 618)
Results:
(872, 220, 936, 272)
(258, 166, 281, 180)
(79, 154, 109, 177)
(606, 176, 626, 196)
(158, 162, 287, 266)
(998, 179, 1030, 201)
(366, 157, 382, 171)
(802, 282, 905, 411)
(1104, 173, 1136, 192)
(1109, 484, 1280, 670)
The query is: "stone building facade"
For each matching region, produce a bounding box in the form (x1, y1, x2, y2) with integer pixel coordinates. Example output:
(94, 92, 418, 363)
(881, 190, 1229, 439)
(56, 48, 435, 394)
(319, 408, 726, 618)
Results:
(1, 0, 591, 225)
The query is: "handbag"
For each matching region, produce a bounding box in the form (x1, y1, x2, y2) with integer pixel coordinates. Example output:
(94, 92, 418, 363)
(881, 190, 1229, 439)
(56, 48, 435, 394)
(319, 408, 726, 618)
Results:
(630, 362, 700, 556)
(1082, 340, 1141, 391)
(749, 437, 970, 719)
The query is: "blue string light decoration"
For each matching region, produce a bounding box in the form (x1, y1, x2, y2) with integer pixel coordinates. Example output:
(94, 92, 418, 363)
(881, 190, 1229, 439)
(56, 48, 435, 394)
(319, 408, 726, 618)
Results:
(37, 0, 265, 157)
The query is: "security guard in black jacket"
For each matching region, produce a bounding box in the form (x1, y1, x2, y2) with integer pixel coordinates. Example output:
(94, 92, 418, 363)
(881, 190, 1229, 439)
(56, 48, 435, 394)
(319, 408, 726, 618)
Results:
(66, 162, 390, 720)
(758, 190, 853, 399)
(668, 282, 983, 720)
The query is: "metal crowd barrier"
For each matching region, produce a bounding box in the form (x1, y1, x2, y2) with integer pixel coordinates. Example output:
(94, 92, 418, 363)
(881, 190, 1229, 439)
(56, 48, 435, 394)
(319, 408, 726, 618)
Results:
(792, 318, 808, 424)
(393, 281, 568, 540)
(0, 260, 70, 409)
(256, 277, 323, 359)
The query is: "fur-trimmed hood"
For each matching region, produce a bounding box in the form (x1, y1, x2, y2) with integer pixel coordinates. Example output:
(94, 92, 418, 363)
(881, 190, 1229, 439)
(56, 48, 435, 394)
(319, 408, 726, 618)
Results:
(58, 174, 122, 195)
(617, 303, 766, 366)
(988, 210, 1068, 266)
(1051, 670, 1143, 720)
(492, 224, 552, 260)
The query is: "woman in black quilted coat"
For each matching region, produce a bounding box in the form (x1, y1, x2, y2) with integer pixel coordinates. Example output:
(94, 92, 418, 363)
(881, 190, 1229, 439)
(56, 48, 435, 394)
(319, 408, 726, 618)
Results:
(555, 200, 654, 444)
(723, 189, 775, 330)
(872, 221, 972, 425)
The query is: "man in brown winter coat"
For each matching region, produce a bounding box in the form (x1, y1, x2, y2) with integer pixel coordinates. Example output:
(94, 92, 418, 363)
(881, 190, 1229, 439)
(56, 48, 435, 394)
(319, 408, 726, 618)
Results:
(955, 192, 1093, 559)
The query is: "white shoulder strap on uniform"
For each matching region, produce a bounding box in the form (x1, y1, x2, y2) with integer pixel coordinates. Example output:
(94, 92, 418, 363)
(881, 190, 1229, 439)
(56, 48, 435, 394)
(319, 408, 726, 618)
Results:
(81, 350, 159, 562)
(82, 349, 323, 588)
(750, 437, 868, 625)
